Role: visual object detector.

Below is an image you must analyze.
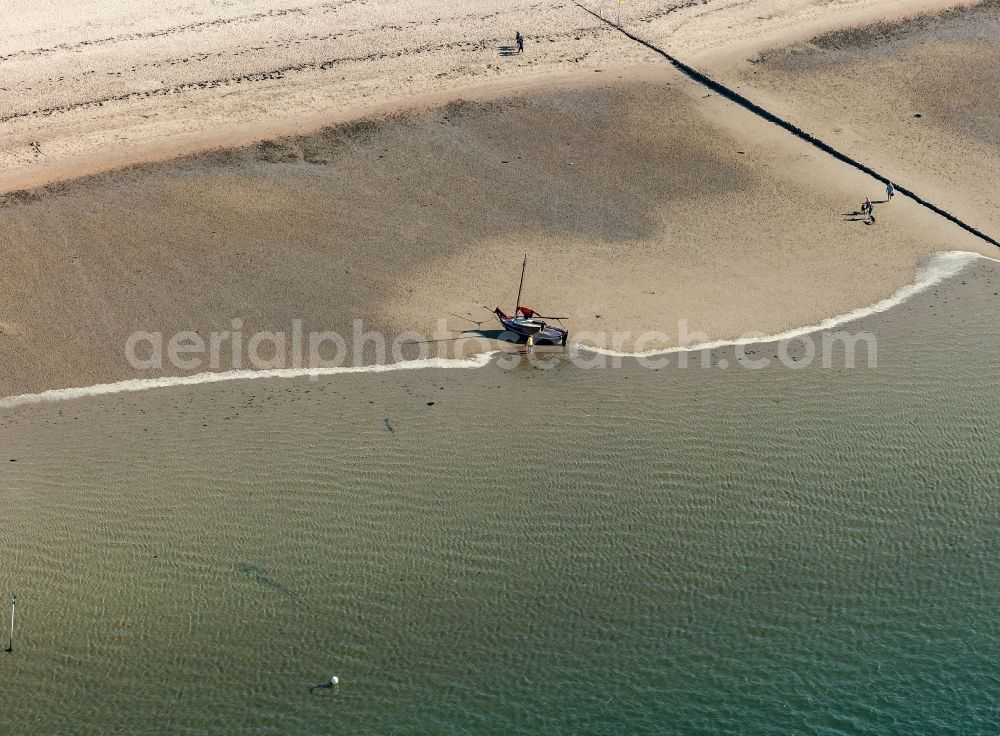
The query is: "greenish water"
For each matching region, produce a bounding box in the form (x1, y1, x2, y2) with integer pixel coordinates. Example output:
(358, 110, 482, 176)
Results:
(0, 261, 997, 734)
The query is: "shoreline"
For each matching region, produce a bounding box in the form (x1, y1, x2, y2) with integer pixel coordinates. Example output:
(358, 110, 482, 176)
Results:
(0, 63, 992, 398)
(1, 220, 997, 736)
(0, 250, 991, 410)
(2, 1, 998, 398)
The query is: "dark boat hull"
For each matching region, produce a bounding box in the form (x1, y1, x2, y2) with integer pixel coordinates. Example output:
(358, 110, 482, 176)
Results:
(495, 313, 568, 345)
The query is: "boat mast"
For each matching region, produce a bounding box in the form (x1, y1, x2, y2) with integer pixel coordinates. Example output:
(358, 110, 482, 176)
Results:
(514, 254, 527, 316)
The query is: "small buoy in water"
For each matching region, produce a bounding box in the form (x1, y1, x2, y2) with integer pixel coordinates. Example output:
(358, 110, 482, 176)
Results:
(310, 674, 340, 693)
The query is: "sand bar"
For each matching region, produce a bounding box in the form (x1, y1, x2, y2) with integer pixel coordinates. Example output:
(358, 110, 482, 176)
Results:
(0, 64, 993, 397)
(0, 0, 997, 397)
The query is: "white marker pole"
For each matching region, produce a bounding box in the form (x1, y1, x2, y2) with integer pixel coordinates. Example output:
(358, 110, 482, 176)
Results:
(5, 594, 15, 653)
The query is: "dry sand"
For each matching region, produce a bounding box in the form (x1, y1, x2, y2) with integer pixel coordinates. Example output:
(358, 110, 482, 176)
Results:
(0, 0, 968, 194)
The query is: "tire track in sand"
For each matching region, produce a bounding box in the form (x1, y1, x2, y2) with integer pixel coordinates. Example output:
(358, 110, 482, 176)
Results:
(0, 0, 357, 64)
(0, 25, 600, 127)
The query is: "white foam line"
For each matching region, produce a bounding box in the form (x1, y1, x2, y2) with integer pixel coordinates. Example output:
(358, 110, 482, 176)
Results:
(578, 251, 996, 358)
(0, 352, 499, 410)
(0, 250, 995, 409)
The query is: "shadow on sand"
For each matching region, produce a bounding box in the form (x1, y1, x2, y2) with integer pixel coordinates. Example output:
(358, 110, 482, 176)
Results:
(400, 329, 518, 347)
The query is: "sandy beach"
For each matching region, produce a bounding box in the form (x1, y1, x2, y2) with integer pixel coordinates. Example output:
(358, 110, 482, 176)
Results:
(0, 0, 970, 194)
(4, 4, 1000, 732)
(0, 0, 997, 396)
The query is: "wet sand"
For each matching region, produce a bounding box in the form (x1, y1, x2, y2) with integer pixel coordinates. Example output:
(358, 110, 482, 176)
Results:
(712, 0, 1000, 238)
(0, 66, 991, 397)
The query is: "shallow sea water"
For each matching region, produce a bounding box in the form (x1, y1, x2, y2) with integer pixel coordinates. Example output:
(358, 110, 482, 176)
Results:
(0, 260, 997, 734)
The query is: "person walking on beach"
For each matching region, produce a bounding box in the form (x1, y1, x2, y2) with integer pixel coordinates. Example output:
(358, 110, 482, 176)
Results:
(515, 31, 524, 54)
(886, 181, 895, 200)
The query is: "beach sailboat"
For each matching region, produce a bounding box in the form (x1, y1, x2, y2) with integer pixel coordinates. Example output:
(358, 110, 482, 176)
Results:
(493, 255, 569, 346)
